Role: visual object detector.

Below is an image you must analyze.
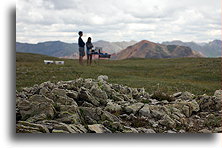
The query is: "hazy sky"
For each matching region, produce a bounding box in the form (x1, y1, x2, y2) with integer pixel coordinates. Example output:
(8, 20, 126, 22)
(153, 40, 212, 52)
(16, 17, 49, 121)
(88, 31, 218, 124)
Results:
(16, 0, 221, 43)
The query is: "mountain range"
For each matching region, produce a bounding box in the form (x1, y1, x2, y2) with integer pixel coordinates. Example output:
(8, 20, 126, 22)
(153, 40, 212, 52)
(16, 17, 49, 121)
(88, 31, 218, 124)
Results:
(162, 40, 221, 57)
(16, 41, 79, 57)
(112, 40, 202, 60)
(16, 39, 221, 59)
(16, 40, 136, 58)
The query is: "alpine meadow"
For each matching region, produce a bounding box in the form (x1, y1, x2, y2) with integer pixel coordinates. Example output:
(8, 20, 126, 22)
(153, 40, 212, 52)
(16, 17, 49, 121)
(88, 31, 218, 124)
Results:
(16, 52, 221, 95)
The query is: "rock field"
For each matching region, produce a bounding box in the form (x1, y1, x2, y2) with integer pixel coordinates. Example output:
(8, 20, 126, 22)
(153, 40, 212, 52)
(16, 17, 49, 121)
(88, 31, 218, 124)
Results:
(16, 75, 221, 133)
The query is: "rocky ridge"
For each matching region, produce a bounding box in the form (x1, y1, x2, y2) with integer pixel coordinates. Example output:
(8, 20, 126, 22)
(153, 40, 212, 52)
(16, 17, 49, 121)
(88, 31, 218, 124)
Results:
(16, 76, 222, 133)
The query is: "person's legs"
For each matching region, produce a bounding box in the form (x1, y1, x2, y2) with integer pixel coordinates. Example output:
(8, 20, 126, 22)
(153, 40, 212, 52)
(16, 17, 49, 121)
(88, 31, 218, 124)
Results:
(79, 47, 85, 65)
(90, 55, 92, 65)
(79, 56, 83, 65)
(87, 55, 89, 65)
(79, 56, 81, 64)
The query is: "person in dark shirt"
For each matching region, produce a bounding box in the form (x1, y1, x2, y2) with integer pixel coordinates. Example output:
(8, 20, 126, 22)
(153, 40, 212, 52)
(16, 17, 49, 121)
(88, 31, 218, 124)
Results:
(78, 31, 85, 65)
(86, 37, 93, 65)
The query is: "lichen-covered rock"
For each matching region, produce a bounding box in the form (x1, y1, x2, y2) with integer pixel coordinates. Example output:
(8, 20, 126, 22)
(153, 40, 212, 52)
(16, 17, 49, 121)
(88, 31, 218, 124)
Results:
(52, 122, 77, 133)
(124, 103, 144, 114)
(159, 114, 176, 129)
(196, 95, 219, 112)
(97, 75, 108, 82)
(88, 124, 111, 133)
(190, 100, 200, 112)
(173, 92, 182, 97)
(105, 102, 122, 113)
(214, 90, 222, 99)
(56, 111, 81, 124)
(66, 90, 78, 100)
(149, 105, 165, 119)
(181, 105, 190, 117)
(69, 124, 88, 133)
(52, 129, 70, 133)
(16, 121, 50, 133)
(83, 78, 95, 89)
(214, 90, 222, 111)
(78, 87, 100, 106)
(17, 95, 55, 120)
(136, 127, 156, 133)
(178, 91, 195, 100)
(198, 129, 211, 133)
(122, 126, 139, 133)
(213, 127, 222, 133)
(51, 88, 67, 97)
(79, 107, 120, 125)
(139, 104, 151, 117)
(174, 99, 200, 117)
(151, 91, 175, 102)
(101, 83, 113, 96)
(90, 85, 108, 105)
(39, 87, 50, 96)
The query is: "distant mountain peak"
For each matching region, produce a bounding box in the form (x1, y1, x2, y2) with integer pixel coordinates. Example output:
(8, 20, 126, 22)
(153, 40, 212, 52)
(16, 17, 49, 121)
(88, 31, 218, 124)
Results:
(136, 40, 158, 45)
(210, 40, 222, 44)
(112, 40, 202, 60)
(162, 39, 221, 57)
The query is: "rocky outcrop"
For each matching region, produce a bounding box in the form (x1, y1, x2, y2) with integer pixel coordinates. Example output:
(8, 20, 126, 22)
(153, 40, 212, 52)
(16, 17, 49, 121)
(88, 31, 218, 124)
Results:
(16, 76, 221, 133)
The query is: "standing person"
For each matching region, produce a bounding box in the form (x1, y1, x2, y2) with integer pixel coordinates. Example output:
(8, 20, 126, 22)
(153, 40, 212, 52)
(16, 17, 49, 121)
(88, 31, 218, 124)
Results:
(78, 31, 85, 65)
(86, 37, 93, 65)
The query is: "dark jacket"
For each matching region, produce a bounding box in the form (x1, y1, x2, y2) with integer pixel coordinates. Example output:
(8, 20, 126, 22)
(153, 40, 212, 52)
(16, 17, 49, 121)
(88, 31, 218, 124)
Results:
(86, 42, 93, 50)
(78, 37, 85, 47)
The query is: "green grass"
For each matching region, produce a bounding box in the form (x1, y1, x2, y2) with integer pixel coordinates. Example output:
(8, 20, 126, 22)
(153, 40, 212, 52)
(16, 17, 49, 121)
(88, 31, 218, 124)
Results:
(16, 52, 221, 95)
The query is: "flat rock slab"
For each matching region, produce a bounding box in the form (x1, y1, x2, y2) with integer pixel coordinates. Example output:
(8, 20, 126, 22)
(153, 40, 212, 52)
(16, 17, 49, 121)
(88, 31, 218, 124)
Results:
(88, 124, 112, 133)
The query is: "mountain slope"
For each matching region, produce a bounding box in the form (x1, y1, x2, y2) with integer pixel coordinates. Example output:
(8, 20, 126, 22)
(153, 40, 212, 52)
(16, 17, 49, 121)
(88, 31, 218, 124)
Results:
(112, 40, 203, 60)
(16, 41, 79, 57)
(162, 40, 222, 57)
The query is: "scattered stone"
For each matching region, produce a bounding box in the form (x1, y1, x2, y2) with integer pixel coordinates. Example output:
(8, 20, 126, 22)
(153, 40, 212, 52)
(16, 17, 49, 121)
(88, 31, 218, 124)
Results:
(179, 129, 186, 133)
(16, 121, 49, 133)
(214, 90, 222, 100)
(179, 91, 195, 100)
(199, 129, 211, 133)
(124, 103, 144, 114)
(82, 101, 94, 107)
(122, 126, 139, 133)
(98, 75, 108, 82)
(159, 114, 176, 129)
(173, 92, 182, 97)
(166, 130, 176, 133)
(136, 127, 156, 133)
(214, 90, 222, 111)
(214, 127, 222, 133)
(53, 122, 77, 133)
(139, 104, 151, 117)
(78, 87, 100, 106)
(17, 95, 55, 120)
(66, 90, 78, 100)
(88, 124, 112, 133)
(52, 129, 69, 133)
(105, 102, 122, 113)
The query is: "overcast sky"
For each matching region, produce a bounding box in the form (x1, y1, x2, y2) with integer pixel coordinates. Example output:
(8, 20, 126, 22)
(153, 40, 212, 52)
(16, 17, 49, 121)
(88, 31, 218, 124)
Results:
(16, 0, 221, 43)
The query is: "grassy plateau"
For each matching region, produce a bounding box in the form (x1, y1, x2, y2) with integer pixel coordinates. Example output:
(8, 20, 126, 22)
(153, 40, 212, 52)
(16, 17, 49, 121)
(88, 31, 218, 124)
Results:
(16, 52, 221, 95)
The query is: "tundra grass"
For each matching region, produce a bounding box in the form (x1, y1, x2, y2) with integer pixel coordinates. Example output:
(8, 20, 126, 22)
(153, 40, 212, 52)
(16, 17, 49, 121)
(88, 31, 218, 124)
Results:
(16, 52, 221, 95)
